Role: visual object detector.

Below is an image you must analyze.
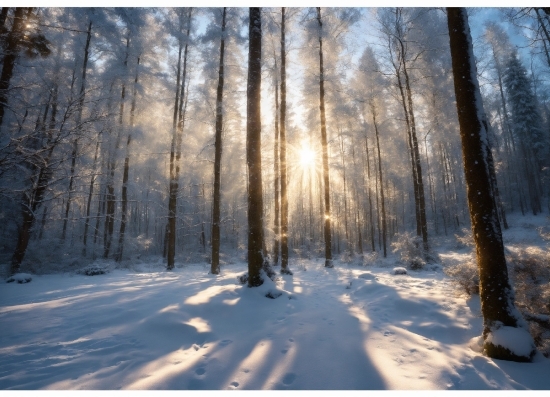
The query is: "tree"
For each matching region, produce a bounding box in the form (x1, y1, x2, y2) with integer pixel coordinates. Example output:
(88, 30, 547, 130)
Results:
(377, 7, 429, 252)
(246, 7, 265, 287)
(503, 52, 547, 215)
(317, 7, 333, 268)
(0, 8, 51, 130)
(167, 8, 192, 270)
(279, 7, 292, 275)
(447, 7, 535, 362)
(211, 7, 227, 275)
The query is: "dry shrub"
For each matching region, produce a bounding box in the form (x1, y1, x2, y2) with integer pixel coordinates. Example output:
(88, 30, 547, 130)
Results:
(391, 232, 426, 270)
(444, 257, 479, 296)
(507, 248, 550, 356)
(454, 228, 474, 249)
(446, 247, 550, 356)
(508, 248, 550, 315)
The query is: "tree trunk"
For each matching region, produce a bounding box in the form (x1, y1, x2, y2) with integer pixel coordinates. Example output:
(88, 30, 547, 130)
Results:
(280, 7, 292, 275)
(372, 102, 387, 258)
(363, 124, 375, 252)
(0, 7, 26, 129)
(447, 7, 534, 362)
(317, 7, 333, 268)
(273, 53, 280, 266)
(116, 55, 140, 262)
(82, 132, 101, 256)
(61, 20, 92, 241)
(167, 9, 192, 270)
(401, 48, 429, 252)
(247, 7, 266, 287)
(211, 7, 226, 275)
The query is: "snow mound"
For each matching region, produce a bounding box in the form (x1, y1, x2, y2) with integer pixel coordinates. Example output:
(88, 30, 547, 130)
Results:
(358, 272, 377, 280)
(6, 273, 32, 284)
(469, 335, 484, 353)
(238, 270, 292, 300)
(392, 267, 407, 275)
(486, 326, 536, 359)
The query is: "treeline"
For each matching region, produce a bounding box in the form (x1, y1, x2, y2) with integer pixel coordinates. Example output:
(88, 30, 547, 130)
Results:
(0, 7, 548, 276)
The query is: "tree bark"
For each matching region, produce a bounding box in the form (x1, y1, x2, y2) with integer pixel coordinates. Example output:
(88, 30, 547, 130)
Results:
(211, 7, 226, 275)
(0, 7, 26, 130)
(247, 7, 265, 287)
(317, 7, 333, 268)
(447, 7, 534, 362)
(280, 7, 291, 275)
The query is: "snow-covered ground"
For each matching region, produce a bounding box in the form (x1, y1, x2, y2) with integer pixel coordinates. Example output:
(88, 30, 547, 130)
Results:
(1, 214, 550, 390)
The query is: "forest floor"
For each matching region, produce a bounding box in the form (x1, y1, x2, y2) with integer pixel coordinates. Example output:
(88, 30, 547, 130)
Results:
(1, 214, 550, 390)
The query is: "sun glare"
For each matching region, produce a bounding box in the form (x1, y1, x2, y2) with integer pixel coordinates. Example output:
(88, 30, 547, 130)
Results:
(299, 144, 315, 168)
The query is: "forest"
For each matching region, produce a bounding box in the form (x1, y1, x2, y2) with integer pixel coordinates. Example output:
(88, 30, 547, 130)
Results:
(1, 6, 550, 389)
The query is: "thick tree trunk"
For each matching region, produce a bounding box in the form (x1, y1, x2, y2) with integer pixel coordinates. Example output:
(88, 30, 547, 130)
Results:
(280, 7, 291, 275)
(0, 8, 9, 30)
(447, 7, 535, 362)
(247, 7, 266, 287)
(0, 7, 26, 130)
(211, 7, 226, 275)
(317, 7, 333, 268)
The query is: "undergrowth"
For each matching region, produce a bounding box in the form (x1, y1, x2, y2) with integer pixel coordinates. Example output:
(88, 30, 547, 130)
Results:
(445, 228, 550, 357)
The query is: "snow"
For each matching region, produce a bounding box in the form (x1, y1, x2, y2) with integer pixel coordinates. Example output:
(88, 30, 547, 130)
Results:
(486, 326, 536, 358)
(1, 213, 550, 390)
(2, 249, 550, 390)
(6, 273, 32, 284)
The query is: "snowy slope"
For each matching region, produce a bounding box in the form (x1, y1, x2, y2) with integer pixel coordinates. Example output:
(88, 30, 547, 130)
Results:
(1, 255, 550, 390)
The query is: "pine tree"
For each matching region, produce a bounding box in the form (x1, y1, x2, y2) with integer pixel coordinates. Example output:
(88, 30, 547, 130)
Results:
(503, 53, 547, 169)
(503, 53, 546, 214)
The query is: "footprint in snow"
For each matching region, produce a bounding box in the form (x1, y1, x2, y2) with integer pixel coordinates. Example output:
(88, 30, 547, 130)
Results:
(195, 367, 206, 375)
(282, 373, 297, 385)
(281, 349, 288, 354)
(219, 339, 232, 346)
(230, 381, 239, 388)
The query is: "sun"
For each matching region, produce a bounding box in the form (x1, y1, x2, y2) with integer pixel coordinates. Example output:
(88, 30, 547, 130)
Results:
(299, 143, 315, 168)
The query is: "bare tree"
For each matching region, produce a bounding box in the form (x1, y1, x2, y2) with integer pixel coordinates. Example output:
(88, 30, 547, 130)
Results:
(317, 7, 333, 268)
(280, 7, 292, 275)
(247, 7, 266, 287)
(447, 7, 535, 362)
(211, 7, 227, 275)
